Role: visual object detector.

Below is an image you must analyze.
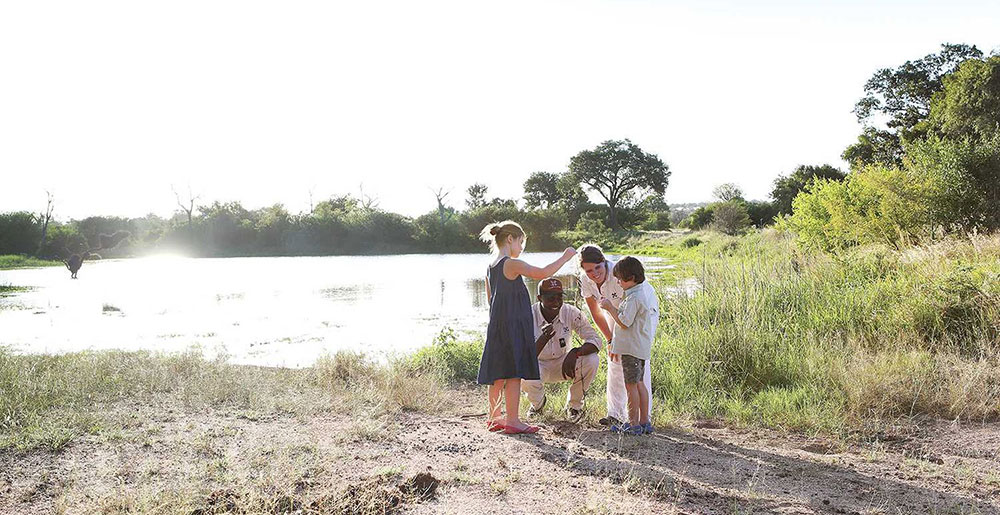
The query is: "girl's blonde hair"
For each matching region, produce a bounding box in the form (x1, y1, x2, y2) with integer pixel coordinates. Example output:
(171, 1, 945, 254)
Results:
(479, 220, 525, 254)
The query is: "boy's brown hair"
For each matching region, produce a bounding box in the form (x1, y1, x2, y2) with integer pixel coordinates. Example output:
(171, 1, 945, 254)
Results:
(612, 256, 645, 284)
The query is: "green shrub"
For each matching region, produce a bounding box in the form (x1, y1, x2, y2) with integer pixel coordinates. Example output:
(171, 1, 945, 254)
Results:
(680, 237, 702, 248)
(408, 328, 483, 383)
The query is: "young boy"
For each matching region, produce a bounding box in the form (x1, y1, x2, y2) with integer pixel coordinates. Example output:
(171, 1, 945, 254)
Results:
(600, 256, 659, 435)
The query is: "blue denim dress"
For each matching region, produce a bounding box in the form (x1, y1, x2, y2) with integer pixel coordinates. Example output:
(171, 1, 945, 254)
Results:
(477, 256, 540, 384)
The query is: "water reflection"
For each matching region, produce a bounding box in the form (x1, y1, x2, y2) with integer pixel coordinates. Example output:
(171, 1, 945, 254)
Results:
(0, 253, 668, 367)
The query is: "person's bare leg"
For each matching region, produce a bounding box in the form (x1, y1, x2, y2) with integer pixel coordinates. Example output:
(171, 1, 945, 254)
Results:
(488, 379, 504, 425)
(637, 381, 650, 426)
(625, 383, 640, 426)
(504, 378, 531, 430)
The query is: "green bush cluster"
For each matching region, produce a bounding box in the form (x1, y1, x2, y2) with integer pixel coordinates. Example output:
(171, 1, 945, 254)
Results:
(780, 134, 1000, 251)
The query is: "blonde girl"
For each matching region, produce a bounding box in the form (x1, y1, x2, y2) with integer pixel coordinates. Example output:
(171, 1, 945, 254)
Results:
(478, 221, 576, 434)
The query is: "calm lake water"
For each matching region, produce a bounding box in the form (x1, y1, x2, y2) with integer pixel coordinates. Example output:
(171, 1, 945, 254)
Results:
(0, 253, 669, 367)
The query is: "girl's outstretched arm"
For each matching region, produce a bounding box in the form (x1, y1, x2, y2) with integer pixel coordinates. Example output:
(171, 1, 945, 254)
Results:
(504, 248, 577, 280)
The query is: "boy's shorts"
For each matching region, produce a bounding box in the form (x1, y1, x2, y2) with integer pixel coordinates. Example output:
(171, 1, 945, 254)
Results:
(620, 354, 645, 384)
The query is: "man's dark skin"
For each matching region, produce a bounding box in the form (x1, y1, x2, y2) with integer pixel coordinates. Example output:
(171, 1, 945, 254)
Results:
(535, 289, 600, 379)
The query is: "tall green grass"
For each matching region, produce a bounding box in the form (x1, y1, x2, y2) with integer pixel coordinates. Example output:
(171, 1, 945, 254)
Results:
(651, 230, 1000, 433)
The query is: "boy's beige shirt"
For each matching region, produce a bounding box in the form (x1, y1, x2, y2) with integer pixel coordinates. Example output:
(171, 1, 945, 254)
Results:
(609, 281, 659, 361)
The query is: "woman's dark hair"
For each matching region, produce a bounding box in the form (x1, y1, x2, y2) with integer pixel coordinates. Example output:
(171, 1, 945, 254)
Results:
(578, 244, 606, 265)
(612, 256, 645, 284)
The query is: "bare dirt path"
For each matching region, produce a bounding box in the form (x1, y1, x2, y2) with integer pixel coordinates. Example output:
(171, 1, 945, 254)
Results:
(4, 401, 999, 514)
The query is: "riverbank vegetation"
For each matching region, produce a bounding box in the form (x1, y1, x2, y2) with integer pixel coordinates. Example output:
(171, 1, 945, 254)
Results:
(4, 229, 997, 455)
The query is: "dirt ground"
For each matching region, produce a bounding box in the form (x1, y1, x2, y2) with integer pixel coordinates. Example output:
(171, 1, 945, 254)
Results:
(3, 397, 999, 514)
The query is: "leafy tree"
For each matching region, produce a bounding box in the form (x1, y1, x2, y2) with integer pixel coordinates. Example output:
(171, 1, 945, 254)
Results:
(197, 201, 255, 256)
(0, 211, 40, 255)
(922, 56, 1000, 143)
(846, 43, 983, 169)
(680, 205, 714, 230)
(770, 165, 846, 216)
(466, 183, 488, 210)
(842, 128, 906, 170)
(487, 197, 518, 209)
(855, 43, 983, 132)
(745, 200, 778, 228)
(712, 183, 743, 202)
(522, 172, 560, 210)
(555, 172, 591, 226)
(254, 204, 292, 253)
(414, 210, 468, 252)
(521, 208, 570, 251)
(906, 133, 1000, 231)
(568, 139, 670, 229)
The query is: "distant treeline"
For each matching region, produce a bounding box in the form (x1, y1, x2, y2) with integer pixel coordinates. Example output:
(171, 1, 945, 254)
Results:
(0, 139, 676, 258)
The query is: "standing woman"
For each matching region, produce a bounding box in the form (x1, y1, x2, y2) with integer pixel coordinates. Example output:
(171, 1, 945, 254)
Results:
(577, 244, 653, 426)
(479, 221, 577, 434)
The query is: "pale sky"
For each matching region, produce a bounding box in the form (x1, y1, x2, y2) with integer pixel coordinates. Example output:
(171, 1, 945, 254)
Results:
(2, 0, 998, 221)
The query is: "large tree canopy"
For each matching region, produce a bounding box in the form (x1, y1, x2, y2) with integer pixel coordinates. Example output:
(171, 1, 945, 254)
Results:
(854, 43, 983, 131)
(568, 139, 670, 229)
(922, 56, 1000, 143)
(522, 172, 560, 210)
(845, 43, 984, 170)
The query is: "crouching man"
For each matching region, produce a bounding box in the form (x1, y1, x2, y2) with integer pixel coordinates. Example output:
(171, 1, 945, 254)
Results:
(522, 278, 602, 423)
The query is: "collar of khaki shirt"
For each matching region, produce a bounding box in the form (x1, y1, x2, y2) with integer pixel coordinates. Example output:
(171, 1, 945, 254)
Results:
(532, 302, 568, 328)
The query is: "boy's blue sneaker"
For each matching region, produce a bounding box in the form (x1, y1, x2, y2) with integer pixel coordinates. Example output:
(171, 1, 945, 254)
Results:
(626, 424, 645, 436)
(641, 422, 654, 435)
(610, 422, 631, 434)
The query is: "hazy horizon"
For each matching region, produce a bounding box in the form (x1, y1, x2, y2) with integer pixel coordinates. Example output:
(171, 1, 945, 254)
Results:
(2, 0, 999, 222)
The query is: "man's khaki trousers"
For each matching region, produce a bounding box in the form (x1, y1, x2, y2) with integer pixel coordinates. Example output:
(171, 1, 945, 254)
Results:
(522, 353, 599, 411)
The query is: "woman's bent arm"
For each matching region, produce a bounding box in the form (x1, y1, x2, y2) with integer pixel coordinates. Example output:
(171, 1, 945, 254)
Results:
(585, 296, 613, 342)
